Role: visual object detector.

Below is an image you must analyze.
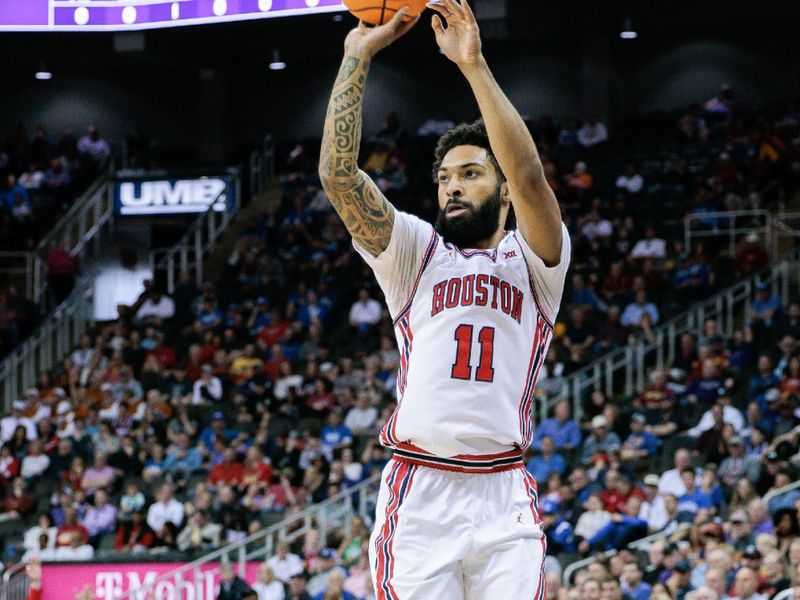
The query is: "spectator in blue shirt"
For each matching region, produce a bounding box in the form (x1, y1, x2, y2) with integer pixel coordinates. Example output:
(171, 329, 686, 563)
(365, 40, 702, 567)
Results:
(198, 412, 240, 452)
(1, 174, 29, 210)
(320, 410, 353, 452)
(748, 355, 780, 409)
(621, 413, 660, 463)
(526, 436, 566, 483)
(581, 415, 621, 465)
(750, 282, 781, 327)
(586, 497, 648, 551)
(532, 400, 582, 452)
(540, 499, 575, 553)
(620, 290, 659, 328)
(162, 433, 203, 476)
(568, 273, 602, 310)
(677, 467, 714, 520)
(685, 360, 725, 406)
(621, 561, 652, 600)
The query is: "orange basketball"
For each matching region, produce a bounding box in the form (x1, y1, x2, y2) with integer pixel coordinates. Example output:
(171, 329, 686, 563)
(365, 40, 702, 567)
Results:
(343, 0, 428, 26)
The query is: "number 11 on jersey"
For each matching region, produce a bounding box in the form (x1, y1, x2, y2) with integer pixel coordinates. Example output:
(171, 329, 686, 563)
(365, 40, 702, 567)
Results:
(451, 324, 495, 382)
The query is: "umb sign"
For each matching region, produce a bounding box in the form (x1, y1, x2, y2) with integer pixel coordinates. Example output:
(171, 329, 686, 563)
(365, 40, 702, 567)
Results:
(114, 177, 230, 216)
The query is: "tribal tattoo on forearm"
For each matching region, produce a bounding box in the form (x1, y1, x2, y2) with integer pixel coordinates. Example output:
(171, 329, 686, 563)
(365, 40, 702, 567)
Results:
(319, 54, 395, 257)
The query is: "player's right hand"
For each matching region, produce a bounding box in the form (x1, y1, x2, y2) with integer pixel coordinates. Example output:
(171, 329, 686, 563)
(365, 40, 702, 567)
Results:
(344, 7, 420, 58)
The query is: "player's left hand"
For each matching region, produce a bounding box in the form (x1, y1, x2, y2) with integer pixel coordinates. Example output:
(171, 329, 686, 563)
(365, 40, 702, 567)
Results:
(427, 0, 482, 68)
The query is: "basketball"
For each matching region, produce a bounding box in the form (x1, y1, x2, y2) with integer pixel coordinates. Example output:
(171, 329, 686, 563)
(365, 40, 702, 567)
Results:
(343, 0, 428, 26)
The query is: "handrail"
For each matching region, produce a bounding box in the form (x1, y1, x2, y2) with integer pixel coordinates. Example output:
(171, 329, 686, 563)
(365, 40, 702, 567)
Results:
(763, 479, 800, 509)
(1, 561, 29, 600)
(562, 523, 692, 585)
(150, 168, 242, 294)
(0, 252, 34, 300)
(115, 472, 381, 599)
(684, 209, 772, 258)
(0, 171, 112, 306)
(562, 550, 615, 586)
(0, 282, 93, 409)
(249, 134, 275, 198)
(543, 247, 800, 425)
(627, 523, 691, 550)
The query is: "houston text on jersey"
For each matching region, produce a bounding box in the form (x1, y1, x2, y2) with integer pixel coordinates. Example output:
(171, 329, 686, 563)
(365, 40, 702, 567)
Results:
(430, 274, 524, 324)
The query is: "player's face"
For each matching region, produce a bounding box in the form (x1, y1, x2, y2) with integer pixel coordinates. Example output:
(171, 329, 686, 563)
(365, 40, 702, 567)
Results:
(434, 145, 507, 248)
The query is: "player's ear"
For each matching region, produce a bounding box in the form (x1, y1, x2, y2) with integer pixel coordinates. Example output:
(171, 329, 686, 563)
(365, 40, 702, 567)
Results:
(500, 180, 511, 205)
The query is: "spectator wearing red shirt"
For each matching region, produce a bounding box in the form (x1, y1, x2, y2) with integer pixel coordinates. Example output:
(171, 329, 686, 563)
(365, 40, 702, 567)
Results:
(306, 378, 335, 417)
(44, 240, 78, 304)
(600, 472, 646, 514)
(184, 344, 206, 381)
(262, 343, 289, 381)
(0, 477, 35, 519)
(114, 511, 155, 553)
(636, 370, 676, 411)
(239, 446, 273, 492)
(0, 443, 20, 487)
(55, 506, 89, 547)
(259, 309, 291, 347)
(208, 447, 244, 488)
(148, 332, 176, 368)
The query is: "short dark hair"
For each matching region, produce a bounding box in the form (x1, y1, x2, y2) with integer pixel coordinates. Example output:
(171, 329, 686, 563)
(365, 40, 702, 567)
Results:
(432, 120, 505, 183)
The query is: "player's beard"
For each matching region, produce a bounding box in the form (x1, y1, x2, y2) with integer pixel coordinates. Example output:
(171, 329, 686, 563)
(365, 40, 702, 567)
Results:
(435, 186, 503, 248)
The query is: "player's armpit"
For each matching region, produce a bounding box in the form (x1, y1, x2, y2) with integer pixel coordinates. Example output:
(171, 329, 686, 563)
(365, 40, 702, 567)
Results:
(327, 171, 396, 257)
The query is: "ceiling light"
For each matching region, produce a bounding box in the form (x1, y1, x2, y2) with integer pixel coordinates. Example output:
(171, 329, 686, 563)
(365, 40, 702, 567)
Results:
(269, 49, 286, 71)
(35, 60, 52, 80)
(620, 17, 637, 39)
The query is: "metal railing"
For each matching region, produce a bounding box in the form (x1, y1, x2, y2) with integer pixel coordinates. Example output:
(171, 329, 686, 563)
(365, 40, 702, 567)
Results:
(685, 209, 800, 262)
(0, 281, 94, 409)
(249, 134, 275, 198)
(562, 523, 691, 585)
(0, 253, 34, 300)
(115, 473, 380, 599)
(763, 478, 800, 511)
(1, 562, 29, 600)
(542, 248, 800, 424)
(684, 209, 772, 257)
(0, 172, 113, 307)
(149, 168, 241, 294)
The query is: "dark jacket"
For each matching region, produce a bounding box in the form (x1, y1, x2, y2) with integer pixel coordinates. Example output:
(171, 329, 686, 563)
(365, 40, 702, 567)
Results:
(217, 577, 256, 600)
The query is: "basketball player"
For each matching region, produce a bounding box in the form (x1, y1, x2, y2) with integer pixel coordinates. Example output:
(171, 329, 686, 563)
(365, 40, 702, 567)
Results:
(318, 1, 569, 597)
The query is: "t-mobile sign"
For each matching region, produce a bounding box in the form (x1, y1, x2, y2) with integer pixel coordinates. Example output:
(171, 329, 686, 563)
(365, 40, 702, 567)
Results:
(0, 0, 346, 31)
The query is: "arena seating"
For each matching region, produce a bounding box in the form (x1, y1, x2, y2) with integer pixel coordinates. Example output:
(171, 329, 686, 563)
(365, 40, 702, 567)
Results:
(1, 97, 799, 600)
(0, 123, 114, 359)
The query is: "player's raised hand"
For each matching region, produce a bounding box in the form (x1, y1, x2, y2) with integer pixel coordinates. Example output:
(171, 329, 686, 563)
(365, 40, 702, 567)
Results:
(344, 8, 420, 58)
(427, 0, 482, 68)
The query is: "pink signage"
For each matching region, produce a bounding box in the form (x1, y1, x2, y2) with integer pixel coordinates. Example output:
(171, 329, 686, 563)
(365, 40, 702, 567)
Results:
(40, 562, 262, 600)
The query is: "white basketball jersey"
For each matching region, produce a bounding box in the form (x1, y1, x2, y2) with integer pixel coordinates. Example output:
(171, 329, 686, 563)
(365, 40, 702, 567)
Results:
(354, 210, 570, 457)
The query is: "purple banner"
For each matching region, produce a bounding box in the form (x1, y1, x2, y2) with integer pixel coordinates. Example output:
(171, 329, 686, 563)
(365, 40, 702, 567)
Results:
(0, 0, 48, 25)
(0, 0, 346, 30)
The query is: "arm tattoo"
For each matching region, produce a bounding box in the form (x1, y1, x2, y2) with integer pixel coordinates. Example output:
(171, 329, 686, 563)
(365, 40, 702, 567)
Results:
(319, 54, 395, 256)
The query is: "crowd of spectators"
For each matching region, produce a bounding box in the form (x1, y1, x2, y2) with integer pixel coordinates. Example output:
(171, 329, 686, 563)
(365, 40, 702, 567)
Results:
(0, 92, 797, 600)
(0, 123, 111, 251)
(530, 291, 800, 600)
(0, 122, 114, 359)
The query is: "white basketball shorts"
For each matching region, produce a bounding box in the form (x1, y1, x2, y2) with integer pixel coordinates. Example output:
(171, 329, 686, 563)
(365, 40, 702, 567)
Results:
(368, 443, 547, 600)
